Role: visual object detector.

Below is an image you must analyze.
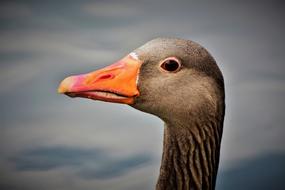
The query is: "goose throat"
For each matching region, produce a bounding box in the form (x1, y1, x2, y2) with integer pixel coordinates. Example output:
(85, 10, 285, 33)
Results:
(156, 120, 222, 190)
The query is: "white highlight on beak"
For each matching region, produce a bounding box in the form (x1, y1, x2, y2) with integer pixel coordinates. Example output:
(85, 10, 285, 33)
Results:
(136, 73, 140, 85)
(129, 52, 140, 85)
(129, 52, 139, 60)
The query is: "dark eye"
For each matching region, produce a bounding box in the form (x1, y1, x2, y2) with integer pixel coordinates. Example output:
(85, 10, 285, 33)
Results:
(160, 57, 181, 72)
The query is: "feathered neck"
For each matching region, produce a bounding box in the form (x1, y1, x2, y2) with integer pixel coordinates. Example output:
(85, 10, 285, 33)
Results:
(156, 116, 223, 190)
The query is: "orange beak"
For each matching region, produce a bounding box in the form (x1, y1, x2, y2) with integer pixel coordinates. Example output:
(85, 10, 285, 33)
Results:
(58, 54, 142, 104)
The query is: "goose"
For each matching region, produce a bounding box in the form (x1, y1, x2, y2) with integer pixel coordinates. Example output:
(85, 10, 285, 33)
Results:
(58, 38, 225, 190)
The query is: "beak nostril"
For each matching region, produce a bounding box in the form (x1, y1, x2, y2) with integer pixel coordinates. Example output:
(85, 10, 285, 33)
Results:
(97, 73, 114, 81)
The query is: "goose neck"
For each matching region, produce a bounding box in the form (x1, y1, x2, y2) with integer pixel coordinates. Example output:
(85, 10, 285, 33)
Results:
(156, 121, 222, 190)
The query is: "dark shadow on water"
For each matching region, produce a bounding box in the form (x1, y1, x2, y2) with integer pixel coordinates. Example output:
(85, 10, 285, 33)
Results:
(216, 153, 285, 190)
(9, 146, 152, 179)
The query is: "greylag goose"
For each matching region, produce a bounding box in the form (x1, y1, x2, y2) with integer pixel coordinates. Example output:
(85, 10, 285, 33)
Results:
(58, 38, 225, 190)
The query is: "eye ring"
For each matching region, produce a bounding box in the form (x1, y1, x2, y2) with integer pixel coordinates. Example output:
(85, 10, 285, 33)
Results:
(159, 57, 182, 73)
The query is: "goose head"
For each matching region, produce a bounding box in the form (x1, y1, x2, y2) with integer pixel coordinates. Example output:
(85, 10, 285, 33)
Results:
(58, 38, 224, 125)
